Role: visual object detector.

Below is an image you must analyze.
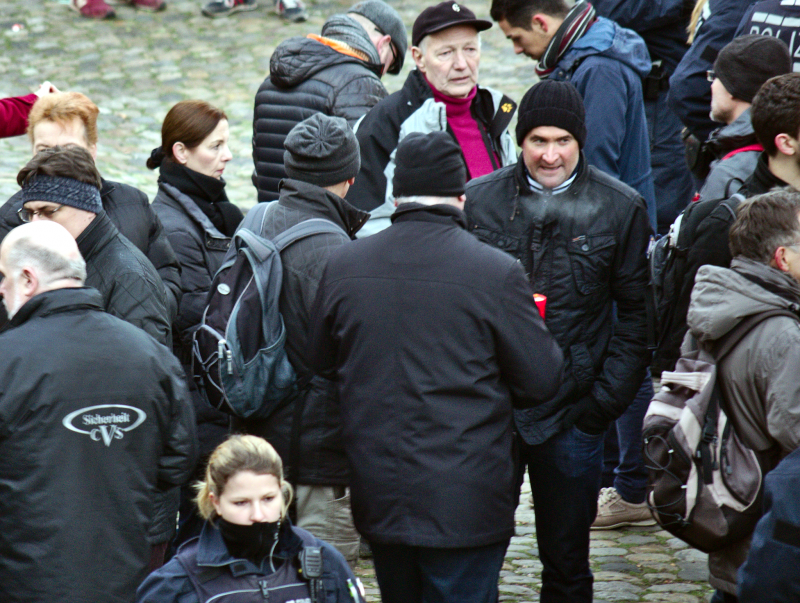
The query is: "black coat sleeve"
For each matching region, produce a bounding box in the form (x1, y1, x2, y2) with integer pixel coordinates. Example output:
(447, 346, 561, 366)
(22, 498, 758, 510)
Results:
(494, 260, 564, 408)
(106, 268, 173, 347)
(158, 356, 199, 487)
(331, 74, 387, 127)
(591, 197, 652, 423)
(143, 203, 182, 324)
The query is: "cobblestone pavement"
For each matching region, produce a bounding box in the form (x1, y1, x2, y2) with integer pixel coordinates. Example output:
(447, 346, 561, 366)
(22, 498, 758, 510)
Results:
(1, 2, 713, 602)
(353, 475, 714, 603)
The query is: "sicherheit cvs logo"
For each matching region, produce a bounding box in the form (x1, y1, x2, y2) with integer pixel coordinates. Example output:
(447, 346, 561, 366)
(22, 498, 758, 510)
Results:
(62, 405, 147, 447)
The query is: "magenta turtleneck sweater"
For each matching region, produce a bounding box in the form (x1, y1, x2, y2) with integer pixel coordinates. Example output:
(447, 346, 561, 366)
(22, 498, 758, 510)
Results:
(428, 80, 499, 180)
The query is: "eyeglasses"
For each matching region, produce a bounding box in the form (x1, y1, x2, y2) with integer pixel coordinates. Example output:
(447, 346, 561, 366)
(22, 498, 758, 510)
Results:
(18, 204, 63, 222)
(706, 70, 716, 82)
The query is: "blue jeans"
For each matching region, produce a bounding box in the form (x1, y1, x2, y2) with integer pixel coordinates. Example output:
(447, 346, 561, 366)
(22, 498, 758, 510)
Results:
(370, 539, 509, 603)
(518, 424, 604, 603)
(602, 371, 653, 504)
(646, 89, 694, 235)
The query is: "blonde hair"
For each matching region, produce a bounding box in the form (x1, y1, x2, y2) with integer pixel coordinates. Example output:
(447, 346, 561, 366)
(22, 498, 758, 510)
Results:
(27, 92, 99, 147)
(687, 0, 708, 44)
(195, 435, 293, 521)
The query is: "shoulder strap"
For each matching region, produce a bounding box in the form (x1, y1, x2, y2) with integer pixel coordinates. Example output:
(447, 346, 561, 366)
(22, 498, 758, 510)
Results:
(271, 218, 348, 252)
(713, 308, 800, 362)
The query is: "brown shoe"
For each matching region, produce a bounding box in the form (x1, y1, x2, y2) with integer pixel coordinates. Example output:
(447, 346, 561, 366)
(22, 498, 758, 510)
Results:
(591, 487, 656, 530)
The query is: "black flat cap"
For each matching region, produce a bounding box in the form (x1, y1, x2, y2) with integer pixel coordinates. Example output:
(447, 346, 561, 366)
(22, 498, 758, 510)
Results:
(412, 1, 492, 47)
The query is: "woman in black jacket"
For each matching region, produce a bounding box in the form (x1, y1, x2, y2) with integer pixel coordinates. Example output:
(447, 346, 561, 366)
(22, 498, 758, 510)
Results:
(148, 100, 244, 550)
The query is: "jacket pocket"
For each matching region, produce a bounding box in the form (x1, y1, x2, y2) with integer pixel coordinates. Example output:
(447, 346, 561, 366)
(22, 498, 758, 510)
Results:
(471, 225, 521, 257)
(567, 234, 616, 295)
(569, 342, 595, 390)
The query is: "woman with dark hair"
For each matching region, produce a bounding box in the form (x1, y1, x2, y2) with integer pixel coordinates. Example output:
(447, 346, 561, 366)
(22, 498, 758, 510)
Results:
(149, 99, 244, 551)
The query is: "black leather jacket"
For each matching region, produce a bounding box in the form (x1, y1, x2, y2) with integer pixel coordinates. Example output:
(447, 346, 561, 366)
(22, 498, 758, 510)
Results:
(465, 156, 651, 444)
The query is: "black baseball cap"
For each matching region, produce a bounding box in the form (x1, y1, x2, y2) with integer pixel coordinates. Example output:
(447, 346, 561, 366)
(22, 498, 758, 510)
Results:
(412, 1, 492, 47)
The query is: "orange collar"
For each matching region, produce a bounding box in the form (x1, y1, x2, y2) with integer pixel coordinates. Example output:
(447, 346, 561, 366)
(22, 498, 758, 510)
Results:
(307, 34, 369, 62)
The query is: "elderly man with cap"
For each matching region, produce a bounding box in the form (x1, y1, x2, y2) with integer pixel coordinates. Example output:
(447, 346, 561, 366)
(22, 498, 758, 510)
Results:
(17, 145, 171, 348)
(238, 113, 368, 564)
(465, 80, 651, 603)
(346, 0, 517, 237)
(252, 0, 407, 202)
(308, 130, 564, 603)
(696, 34, 792, 203)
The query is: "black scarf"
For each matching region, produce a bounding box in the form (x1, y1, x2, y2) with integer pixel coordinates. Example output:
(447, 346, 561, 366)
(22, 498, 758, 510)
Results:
(159, 160, 243, 237)
(218, 517, 282, 563)
(536, 1, 597, 78)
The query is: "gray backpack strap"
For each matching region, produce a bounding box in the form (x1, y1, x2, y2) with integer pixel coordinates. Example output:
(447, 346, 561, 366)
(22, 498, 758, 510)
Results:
(271, 218, 349, 252)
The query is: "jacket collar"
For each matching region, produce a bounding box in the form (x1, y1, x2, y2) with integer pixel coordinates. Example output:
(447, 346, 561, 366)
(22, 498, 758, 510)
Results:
(194, 520, 304, 574)
(278, 178, 369, 237)
(706, 108, 756, 158)
(4, 287, 104, 331)
(513, 152, 588, 194)
(745, 153, 788, 197)
(390, 202, 467, 229)
(76, 210, 118, 261)
(159, 181, 229, 240)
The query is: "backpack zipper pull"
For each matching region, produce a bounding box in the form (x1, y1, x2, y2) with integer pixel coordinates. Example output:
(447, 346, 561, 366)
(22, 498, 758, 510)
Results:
(226, 349, 233, 375)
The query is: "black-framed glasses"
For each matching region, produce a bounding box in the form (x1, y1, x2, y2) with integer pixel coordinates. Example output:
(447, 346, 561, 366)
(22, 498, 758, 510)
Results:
(18, 204, 63, 223)
(706, 70, 716, 82)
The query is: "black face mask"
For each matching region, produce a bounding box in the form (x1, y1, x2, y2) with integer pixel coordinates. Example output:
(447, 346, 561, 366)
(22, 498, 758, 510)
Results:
(217, 517, 281, 562)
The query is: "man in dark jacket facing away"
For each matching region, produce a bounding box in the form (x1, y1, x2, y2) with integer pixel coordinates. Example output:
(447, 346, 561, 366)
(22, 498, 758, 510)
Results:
(252, 0, 407, 202)
(0, 91, 181, 321)
(240, 113, 368, 563)
(18, 145, 171, 347)
(0, 220, 197, 603)
(465, 80, 651, 602)
(308, 131, 564, 603)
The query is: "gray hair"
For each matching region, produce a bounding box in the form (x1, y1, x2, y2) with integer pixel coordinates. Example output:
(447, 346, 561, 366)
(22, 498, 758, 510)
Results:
(6, 235, 86, 287)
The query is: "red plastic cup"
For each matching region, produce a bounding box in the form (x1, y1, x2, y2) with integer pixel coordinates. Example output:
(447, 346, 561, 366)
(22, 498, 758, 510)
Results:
(534, 294, 547, 319)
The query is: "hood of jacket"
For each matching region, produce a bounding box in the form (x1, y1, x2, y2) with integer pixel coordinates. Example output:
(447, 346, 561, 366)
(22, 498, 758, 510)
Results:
(270, 36, 382, 88)
(688, 257, 800, 344)
(561, 16, 652, 79)
(706, 107, 756, 158)
(278, 178, 369, 237)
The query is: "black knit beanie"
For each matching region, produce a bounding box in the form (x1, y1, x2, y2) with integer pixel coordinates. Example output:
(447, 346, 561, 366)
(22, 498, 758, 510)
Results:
(515, 80, 586, 148)
(714, 34, 791, 103)
(392, 131, 467, 198)
(284, 114, 361, 188)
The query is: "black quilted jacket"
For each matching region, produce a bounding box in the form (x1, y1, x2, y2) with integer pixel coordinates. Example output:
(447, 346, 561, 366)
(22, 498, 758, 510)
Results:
(238, 179, 368, 486)
(77, 210, 171, 347)
(0, 179, 182, 322)
(252, 36, 386, 202)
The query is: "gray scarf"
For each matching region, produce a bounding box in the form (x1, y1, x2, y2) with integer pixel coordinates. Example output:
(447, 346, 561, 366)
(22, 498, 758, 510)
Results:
(321, 14, 382, 66)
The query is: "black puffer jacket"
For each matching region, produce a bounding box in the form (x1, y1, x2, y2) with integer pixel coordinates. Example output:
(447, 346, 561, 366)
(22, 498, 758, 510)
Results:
(152, 182, 232, 455)
(252, 36, 386, 202)
(239, 179, 368, 485)
(465, 157, 651, 445)
(77, 210, 171, 347)
(0, 179, 182, 321)
(308, 203, 564, 547)
(0, 287, 197, 603)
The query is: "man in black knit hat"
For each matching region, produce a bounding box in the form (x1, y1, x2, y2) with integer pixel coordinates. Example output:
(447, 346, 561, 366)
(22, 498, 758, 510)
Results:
(308, 131, 564, 603)
(465, 80, 651, 603)
(240, 113, 368, 564)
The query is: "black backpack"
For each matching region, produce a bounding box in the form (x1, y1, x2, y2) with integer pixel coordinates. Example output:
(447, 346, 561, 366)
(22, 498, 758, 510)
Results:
(643, 308, 796, 553)
(649, 193, 744, 373)
(192, 203, 347, 419)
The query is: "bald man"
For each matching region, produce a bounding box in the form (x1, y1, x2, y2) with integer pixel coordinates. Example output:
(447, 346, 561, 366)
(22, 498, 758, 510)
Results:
(0, 221, 198, 603)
